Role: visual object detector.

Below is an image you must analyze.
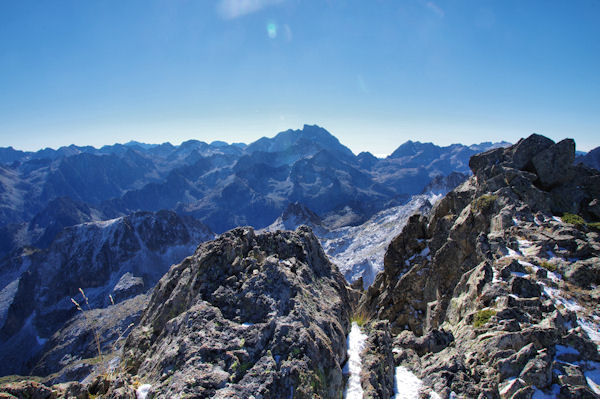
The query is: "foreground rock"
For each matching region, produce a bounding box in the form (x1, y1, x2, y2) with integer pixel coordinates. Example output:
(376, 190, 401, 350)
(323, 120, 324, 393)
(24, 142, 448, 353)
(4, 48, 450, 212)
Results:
(360, 134, 600, 397)
(121, 226, 353, 398)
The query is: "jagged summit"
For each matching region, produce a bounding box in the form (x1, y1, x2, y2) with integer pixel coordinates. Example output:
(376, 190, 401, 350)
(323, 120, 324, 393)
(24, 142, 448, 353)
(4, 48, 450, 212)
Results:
(359, 133, 600, 396)
(245, 124, 355, 160)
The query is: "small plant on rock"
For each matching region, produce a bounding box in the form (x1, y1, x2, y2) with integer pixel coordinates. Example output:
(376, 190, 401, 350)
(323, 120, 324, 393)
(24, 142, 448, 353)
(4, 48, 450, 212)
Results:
(589, 222, 600, 231)
(71, 288, 134, 380)
(473, 194, 498, 212)
(71, 288, 103, 363)
(562, 213, 585, 227)
(473, 309, 496, 328)
(350, 309, 371, 327)
(539, 261, 557, 272)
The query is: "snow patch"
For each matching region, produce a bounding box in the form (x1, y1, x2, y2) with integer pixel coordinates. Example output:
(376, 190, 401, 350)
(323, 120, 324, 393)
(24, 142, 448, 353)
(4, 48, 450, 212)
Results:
(136, 384, 152, 399)
(500, 247, 521, 259)
(392, 365, 440, 399)
(579, 318, 600, 345)
(517, 239, 537, 256)
(542, 286, 583, 312)
(343, 322, 368, 399)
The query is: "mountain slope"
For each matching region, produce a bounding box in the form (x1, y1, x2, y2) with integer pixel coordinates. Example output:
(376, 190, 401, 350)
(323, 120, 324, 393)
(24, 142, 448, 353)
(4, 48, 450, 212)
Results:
(0, 210, 214, 376)
(266, 195, 441, 287)
(577, 146, 600, 171)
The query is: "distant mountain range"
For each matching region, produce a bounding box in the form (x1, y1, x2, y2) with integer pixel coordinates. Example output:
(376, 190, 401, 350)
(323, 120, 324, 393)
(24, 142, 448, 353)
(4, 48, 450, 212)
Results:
(0, 125, 511, 255)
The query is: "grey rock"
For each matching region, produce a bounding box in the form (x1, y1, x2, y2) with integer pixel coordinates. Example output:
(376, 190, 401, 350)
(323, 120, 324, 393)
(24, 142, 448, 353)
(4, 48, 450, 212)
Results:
(510, 277, 541, 298)
(121, 226, 353, 398)
(510, 134, 555, 170)
(111, 273, 145, 304)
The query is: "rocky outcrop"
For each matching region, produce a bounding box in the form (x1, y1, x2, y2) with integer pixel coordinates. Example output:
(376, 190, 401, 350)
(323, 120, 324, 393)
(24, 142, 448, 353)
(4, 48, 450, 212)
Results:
(359, 134, 600, 396)
(120, 226, 353, 398)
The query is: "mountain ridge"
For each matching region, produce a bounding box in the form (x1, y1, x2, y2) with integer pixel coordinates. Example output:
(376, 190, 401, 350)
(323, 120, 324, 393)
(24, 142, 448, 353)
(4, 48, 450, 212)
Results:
(0, 125, 508, 247)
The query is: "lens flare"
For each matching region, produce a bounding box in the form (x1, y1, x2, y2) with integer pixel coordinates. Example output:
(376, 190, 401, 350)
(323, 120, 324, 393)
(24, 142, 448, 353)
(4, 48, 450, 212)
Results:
(267, 22, 277, 39)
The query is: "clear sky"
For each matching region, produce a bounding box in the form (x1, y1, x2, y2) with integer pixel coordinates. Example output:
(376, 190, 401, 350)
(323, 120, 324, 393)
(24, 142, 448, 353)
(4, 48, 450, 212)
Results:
(1, 0, 599, 154)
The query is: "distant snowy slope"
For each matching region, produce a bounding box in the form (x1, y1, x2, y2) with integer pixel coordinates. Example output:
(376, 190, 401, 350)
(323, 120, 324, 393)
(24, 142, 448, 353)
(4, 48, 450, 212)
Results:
(266, 194, 440, 287)
(322, 195, 438, 286)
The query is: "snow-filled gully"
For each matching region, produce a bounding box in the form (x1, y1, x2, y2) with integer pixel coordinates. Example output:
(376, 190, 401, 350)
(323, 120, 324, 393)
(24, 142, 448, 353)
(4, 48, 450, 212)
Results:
(343, 322, 441, 398)
(343, 322, 368, 399)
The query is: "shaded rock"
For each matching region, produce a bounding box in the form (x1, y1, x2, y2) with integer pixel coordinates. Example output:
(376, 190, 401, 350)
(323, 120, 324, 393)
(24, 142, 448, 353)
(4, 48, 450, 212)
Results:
(564, 258, 600, 288)
(519, 350, 552, 388)
(510, 277, 541, 298)
(531, 139, 575, 189)
(111, 273, 145, 304)
(394, 329, 454, 357)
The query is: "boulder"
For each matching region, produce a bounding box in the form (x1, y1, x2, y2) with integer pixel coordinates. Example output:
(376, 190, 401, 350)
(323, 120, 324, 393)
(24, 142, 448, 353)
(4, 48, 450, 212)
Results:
(531, 139, 575, 189)
(510, 134, 555, 171)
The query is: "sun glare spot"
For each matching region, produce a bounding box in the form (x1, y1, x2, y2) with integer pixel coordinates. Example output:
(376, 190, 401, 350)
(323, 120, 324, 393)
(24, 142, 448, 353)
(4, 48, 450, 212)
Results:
(267, 22, 277, 39)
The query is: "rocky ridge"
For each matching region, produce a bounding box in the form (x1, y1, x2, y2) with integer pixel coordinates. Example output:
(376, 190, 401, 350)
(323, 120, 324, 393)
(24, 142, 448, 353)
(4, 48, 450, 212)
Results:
(119, 226, 353, 398)
(359, 134, 600, 396)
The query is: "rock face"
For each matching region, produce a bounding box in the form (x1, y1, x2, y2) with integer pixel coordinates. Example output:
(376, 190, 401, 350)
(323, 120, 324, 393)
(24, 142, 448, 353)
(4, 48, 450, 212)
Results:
(360, 134, 600, 396)
(121, 226, 353, 398)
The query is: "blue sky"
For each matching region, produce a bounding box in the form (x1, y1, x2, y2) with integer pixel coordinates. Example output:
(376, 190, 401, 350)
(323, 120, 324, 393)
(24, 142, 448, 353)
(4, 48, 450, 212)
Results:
(1, 0, 599, 154)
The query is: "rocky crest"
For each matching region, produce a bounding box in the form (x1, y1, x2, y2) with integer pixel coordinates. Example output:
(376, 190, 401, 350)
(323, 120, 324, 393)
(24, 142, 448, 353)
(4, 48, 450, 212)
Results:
(120, 226, 353, 398)
(359, 134, 600, 396)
